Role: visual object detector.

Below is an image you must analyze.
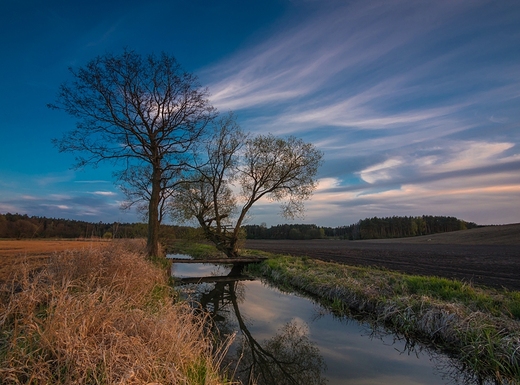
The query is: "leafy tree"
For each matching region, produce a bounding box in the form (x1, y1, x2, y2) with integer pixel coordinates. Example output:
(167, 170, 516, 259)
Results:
(50, 50, 215, 256)
(171, 115, 323, 258)
(0, 215, 7, 238)
(12, 219, 38, 239)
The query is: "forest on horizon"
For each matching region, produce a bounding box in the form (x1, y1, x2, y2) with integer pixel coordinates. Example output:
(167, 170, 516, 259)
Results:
(0, 212, 477, 241)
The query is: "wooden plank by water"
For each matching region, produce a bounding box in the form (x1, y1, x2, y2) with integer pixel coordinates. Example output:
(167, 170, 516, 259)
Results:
(176, 275, 255, 284)
(170, 257, 267, 264)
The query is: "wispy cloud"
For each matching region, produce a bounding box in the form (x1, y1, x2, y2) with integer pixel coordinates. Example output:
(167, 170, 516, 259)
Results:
(75, 180, 111, 184)
(41, 204, 71, 210)
(205, 1, 491, 112)
(91, 191, 117, 196)
(316, 178, 341, 191)
(359, 158, 404, 184)
(36, 172, 75, 186)
(205, 0, 520, 225)
(299, 140, 520, 225)
(0, 188, 134, 222)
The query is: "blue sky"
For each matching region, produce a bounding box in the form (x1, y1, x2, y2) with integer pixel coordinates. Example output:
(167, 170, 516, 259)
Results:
(1, 0, 519, 227)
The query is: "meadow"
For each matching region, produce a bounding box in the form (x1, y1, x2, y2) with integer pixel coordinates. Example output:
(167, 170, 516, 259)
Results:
(0, 240, 233, 384)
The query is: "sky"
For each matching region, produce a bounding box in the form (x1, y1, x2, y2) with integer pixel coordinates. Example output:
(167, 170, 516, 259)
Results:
(0, 0, 519, 227)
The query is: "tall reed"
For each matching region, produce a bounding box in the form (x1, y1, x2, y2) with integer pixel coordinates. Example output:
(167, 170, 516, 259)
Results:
(0, 240, 233, 385)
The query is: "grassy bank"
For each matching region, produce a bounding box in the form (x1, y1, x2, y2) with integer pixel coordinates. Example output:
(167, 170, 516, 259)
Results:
(166, 240, 226, 259)
(0, 240, 233, 385)
(245, 252, 520, 384)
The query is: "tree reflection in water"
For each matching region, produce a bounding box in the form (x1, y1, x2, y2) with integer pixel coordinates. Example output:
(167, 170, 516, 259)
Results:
(188, 272, 327, 385)
(176, 264, 505, 385)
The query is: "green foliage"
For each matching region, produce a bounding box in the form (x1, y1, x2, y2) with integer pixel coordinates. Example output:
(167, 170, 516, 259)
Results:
(397, 276, 520, 318)
(401, 276, 467, 299)
(167, 241, 223, 259)
(259, 253, 520, 321)
(505, 291, 520, 319)
(145, 284, 174, 313)
(2, 212, 478, 242)
(185, 359, 208, 385)
(355, 215, 477, 239)
(244, 223, 326, 240)
(0, 212, 193, 240)
(147, 253, 173, 271)
(243, 215, 478, 240)
(330, 297, 348, 314)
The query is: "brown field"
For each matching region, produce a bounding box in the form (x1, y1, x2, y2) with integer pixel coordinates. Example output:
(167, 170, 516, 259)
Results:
(2, 225, 519, 290)
(0, 239, 110, 282)
(246, 224, 520, 291)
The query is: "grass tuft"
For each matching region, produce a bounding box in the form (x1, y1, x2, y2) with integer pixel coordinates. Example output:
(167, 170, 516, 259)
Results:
(0, 239, 232, 385)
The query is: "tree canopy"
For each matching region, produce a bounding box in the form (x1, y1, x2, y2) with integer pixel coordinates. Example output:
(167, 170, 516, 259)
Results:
(50, 50, 215, 256)
(171, 116, 323, 258)
(243, 215, 478, 240)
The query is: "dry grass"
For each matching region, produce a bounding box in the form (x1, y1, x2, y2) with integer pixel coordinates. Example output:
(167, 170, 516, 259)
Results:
(0, 239, 111, 283)
(0, 239, 233, 385)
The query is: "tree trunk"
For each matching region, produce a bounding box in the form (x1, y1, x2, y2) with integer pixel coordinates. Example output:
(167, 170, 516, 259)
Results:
(147, 166, 161, 257)
(227, 236, 240, 258)
(197, 219, 240, 259)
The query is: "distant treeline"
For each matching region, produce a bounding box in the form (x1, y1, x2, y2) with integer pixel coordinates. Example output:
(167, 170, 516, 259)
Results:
(0, 213, 194, 240)
(1, 212, 477, 241)
(243, 215, 478, 240)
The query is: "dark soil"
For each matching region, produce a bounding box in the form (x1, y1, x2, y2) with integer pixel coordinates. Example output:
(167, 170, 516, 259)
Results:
(245, 224, 520, 291)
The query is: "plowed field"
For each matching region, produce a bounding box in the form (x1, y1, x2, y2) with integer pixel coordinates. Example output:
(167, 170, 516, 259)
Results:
(246, 224, 520, 291)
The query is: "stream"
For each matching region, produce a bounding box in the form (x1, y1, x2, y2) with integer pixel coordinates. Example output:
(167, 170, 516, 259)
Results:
(171, 255, 473, 385)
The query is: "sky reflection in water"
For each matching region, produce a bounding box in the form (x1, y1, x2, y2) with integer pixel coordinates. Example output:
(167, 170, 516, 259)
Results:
(171, 259, 455, 385)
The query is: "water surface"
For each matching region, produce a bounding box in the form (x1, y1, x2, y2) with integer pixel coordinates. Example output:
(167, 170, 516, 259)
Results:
(171, 256, 465, 385)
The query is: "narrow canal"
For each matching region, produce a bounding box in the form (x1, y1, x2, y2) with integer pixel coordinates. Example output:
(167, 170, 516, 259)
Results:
(171, 256, 472, 384)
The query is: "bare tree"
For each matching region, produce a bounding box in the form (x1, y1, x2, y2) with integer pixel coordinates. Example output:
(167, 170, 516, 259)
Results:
(171, 115, 323, 258)
(50, 50, 215, 256)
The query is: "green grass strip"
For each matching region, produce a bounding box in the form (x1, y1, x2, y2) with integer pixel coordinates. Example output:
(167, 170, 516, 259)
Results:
(246, 253, 520, 383)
